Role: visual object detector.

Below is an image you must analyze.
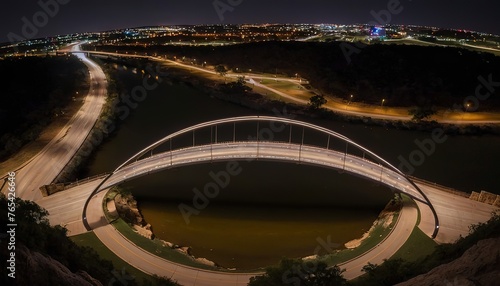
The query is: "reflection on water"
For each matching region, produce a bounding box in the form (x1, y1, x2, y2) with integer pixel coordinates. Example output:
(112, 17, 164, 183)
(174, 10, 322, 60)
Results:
(121, 161, 393, 269)
(85, 68, 500, 268)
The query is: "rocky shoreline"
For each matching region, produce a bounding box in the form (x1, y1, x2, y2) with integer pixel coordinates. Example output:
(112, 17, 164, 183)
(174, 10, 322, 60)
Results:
(112, 190, 403, 269)
(112, 190, 218, 267)
(344, 197, 401, 249)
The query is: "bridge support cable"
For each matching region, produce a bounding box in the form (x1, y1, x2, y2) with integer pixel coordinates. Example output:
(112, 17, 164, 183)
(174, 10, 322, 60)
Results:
(92, 116, 439, 238)
(343, 142, 348, 170)
(256, 122, 260, 159)
(379, 164, 383, 181)
(299, 126, 305, 163)
(210, 126, 213, 162)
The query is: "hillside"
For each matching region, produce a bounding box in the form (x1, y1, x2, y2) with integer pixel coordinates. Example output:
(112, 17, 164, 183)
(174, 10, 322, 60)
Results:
(0, 55, 89, 160)
(396, 237, 500, 286)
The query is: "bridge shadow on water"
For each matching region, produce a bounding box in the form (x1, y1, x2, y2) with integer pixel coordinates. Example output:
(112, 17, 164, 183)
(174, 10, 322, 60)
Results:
(121, 161, 394, 209)
(116, 160, 396, 269)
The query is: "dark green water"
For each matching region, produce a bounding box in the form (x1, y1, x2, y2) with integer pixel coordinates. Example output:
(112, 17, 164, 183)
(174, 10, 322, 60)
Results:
(120, 161, 393, 269)
(85, 68, 500, 268)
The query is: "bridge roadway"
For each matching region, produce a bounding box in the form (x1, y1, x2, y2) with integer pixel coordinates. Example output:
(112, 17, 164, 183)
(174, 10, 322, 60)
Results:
(99, 142, 424, 201)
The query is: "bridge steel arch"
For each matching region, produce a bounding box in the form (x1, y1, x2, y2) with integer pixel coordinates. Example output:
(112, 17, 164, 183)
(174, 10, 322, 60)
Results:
(83, 116, 439, 238)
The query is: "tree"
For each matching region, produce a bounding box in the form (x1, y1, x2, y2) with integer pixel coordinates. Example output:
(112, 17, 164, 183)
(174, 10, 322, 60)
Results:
(237, 76, 246, 85)
(0, 193, 115, 284)
(215, 64, 228, 77)
(309, 94, 327, 110)
(218, 76, 252, 94)
(409, 106, 436, 121)
(248, 258, 347, 286)
(357, 258, 409, 285)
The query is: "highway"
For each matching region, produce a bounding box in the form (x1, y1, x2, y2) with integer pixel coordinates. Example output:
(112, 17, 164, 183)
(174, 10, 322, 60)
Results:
(414, 182, 498, 243)
(11, 44, 107, 201)
(37, 179, 102, 235)
(461, 42, 500, 53)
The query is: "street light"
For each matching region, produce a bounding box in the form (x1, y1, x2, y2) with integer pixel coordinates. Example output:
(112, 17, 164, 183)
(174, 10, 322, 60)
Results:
(381, 99, 385, 107)
(346, 94, 354, 110)
(465, 103, 470, 112)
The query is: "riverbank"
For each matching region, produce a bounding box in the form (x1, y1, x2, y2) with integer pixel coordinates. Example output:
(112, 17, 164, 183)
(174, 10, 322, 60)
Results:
(109, 188, 220, 268)
(153, 58, 500, 136)
(344, 196, 401, 249)
(108, 187, 402, 271)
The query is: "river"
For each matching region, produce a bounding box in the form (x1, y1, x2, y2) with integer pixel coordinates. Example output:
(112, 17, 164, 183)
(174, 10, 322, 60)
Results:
(83, 66, 500, 269)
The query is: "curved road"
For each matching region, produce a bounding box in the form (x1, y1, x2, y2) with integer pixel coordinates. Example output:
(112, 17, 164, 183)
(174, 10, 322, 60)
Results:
(74, 50, 500, 124)
(84, 177, 417, 285)
(12, 44, 107, 201)
(414, 182, 498, 243)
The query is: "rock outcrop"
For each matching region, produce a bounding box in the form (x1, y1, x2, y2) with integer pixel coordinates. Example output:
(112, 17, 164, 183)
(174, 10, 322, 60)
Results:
(344, 198, 399, 249)
(114, 193, 154, 239)
(396, 237, 500, 286)
(15, 244, 102, 286)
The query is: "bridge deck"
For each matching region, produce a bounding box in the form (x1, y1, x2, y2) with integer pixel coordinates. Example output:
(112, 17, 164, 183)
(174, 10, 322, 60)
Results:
(101, 142, 426, 202)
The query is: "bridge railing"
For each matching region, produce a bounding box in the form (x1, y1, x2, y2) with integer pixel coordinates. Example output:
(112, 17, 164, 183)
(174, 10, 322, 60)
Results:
(97, 116, 440, 238)
(409, 175, 470, 198)
(64, 173, 109, 190)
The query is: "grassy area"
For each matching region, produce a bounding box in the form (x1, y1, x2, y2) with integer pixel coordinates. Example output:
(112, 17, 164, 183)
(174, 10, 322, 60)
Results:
(321, 208, 401, 266)
(111, 218, 263, 273)
(112, 218, 209, 268)
(325, 214, 398, 265)
(103, 188, 409, 276)
(390, 226, 437, 262)
(388, 194, 436, 262)
(103, 189, 260, 273)
(258, 79, 315, 102)
(71, 232, 157, 284)
(322, 195, 418, 266)
(249, 83, 282, 101)
(103, 188, 120, 221)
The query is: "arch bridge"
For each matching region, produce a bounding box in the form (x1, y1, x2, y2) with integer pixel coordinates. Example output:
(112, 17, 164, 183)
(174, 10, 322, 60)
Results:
(84, 116, 439, 238)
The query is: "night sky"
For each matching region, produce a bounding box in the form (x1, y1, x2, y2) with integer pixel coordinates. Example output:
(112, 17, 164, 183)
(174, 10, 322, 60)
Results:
(1, 0, 499, 43)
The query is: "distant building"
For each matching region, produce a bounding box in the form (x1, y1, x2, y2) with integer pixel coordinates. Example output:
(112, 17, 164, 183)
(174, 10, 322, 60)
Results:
(370, 26, 386, 38)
